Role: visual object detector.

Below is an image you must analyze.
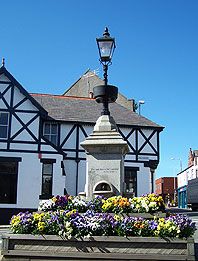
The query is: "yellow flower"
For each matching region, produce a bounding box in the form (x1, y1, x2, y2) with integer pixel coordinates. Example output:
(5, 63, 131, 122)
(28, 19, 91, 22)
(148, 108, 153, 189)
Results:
(52, 197, 57, 203)
(11, 216, 20, 226)
(38, 221, 45, 232)
(114, 214, 123, 221)
(136, 204, 140, 209)
(33, 212, 44, 222)
(68, 195, 73, 200)
(66, 209, 76, 217)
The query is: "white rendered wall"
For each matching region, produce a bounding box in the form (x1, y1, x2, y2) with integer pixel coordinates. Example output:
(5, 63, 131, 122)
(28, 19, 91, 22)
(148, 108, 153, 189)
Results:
(187, 165, 198, 181)
(64, 160, 77, 195)
(137, 164, 151, 196)
(124, 162, 151, 196)
(178, 171, 188, 189)
(78, 160, 86, 193)
(41, 154, 65, 197)
(63, 159, 87, 196)
(0, 151, 64, 209)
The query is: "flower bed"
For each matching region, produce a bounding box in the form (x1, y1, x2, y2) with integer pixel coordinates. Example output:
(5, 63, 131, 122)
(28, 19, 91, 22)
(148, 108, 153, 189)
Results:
(9, 194, 195, 239)
(10, 210, 196, 239)
(1, 194, 196, 261)
(38, 194, 166, 214)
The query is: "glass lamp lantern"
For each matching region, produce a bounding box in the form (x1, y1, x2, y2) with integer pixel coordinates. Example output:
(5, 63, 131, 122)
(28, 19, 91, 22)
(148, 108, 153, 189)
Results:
(96, 27, 116, 64)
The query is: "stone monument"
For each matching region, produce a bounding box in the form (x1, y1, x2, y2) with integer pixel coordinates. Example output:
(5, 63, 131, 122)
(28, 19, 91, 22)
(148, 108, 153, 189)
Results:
(80, 28, 129, 199)
(80, 115, 129, 199)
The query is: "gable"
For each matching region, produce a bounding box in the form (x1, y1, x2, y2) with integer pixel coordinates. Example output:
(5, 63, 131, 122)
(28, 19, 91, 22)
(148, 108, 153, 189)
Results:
(0, 66, 49, 150)
(63, 70, 104, 97)
(63, 70, 136, 111)
(0, 66, 47, 117)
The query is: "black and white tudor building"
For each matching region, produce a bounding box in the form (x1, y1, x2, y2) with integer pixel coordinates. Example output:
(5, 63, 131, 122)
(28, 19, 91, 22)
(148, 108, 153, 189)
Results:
(0, 65, 163, 223)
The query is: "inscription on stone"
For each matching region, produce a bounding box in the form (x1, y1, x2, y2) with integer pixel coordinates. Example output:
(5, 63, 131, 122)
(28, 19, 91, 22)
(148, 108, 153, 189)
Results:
(90, 167, 119, 174)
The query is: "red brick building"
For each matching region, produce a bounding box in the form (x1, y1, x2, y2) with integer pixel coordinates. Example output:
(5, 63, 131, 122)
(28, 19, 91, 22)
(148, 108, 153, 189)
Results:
(155, 177, 177, 205)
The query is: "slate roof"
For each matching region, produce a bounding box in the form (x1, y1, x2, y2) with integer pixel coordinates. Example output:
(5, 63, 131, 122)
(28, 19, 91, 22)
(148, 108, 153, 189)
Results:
(31, 93, 163, 129)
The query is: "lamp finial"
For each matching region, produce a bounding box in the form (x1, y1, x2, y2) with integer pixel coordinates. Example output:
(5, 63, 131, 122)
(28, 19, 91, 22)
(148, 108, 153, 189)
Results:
(103, 27, 110, 37)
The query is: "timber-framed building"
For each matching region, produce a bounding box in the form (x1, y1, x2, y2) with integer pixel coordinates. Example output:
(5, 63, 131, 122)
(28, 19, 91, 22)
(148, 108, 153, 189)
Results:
(0, 66, 163, 223)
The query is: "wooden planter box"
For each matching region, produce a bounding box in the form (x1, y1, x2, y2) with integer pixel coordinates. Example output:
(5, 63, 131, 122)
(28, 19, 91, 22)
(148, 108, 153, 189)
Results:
(0, 234, 195, 261)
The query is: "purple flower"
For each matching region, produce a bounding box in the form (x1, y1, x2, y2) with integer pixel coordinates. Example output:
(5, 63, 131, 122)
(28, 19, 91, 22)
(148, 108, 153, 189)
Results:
(148, 220, 158, 230)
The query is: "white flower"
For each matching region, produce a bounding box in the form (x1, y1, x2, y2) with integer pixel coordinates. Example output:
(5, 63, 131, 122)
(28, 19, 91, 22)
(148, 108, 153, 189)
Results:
(139, 199, 149, 212)
(72, 197, 87, 206)
(65, 221, 71, 229)
(38, 199, 55, 211)
(148, 202, 157, 210)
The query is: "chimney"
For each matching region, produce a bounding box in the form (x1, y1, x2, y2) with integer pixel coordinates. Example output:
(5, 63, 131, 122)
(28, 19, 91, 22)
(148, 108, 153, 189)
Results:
(188, 148, 194, 167)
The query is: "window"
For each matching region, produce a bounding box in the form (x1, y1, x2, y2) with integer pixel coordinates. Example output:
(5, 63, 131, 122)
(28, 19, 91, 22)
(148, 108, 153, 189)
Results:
(0, 112, 9, 139)
(43, 122, 58, 145)
(40, 159, 56, 199)
(124, 167, 138, 197)
(0, 158, 21, 204)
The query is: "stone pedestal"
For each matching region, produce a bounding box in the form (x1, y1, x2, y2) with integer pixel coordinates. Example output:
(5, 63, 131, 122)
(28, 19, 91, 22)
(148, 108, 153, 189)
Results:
(80, 115, 129, 199)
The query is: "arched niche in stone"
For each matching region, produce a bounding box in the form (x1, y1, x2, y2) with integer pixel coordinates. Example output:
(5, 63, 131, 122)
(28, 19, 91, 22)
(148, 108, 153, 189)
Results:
(93, 180, 114, 198)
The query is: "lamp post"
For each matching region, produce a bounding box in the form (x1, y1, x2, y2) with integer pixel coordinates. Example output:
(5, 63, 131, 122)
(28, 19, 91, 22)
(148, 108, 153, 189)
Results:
(171, 157, 182, 172)
(93, 27, 118, 115)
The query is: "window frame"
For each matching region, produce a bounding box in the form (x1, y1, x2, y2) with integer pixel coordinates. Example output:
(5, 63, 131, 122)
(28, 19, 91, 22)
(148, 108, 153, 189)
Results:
(43, 122, 58, 145)
(124, 167, 139, 198)
(39, 159, 56, 200)
(0, 111, 9, 139)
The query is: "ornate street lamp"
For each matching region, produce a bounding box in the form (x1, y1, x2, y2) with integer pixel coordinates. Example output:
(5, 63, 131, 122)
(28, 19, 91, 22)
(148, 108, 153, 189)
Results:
(96, 27, 115, 83)
(93, 28, 118, 115)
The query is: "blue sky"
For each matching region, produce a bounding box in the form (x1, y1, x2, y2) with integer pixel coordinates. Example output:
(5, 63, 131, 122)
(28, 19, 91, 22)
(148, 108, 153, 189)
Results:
(0, 0, 198, 178)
